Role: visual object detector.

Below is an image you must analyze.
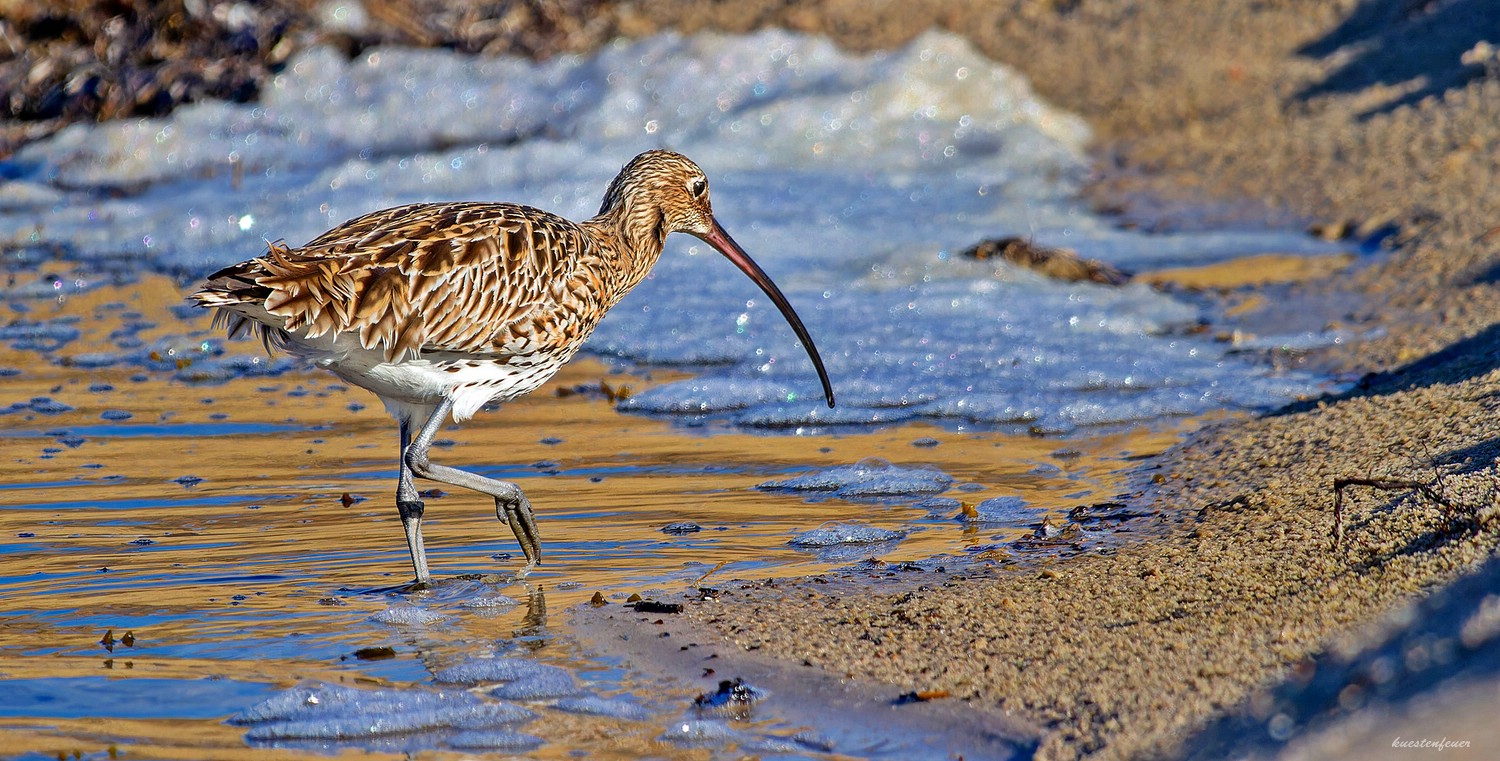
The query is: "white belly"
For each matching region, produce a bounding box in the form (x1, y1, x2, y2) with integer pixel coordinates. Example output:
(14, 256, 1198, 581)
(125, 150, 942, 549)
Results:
(278, 329, 565, 424)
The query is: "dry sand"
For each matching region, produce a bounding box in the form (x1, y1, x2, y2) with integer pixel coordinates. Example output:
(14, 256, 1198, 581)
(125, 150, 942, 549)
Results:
(571, 2, 1500, 759)
(8, 1, 1500, 759)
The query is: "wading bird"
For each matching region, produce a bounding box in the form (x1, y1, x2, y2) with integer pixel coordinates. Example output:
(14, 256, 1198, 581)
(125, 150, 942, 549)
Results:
(194, 150, 835, 583)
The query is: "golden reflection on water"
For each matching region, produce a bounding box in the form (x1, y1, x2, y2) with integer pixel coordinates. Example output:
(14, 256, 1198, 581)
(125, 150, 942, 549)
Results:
(0, 277, 1188, 758)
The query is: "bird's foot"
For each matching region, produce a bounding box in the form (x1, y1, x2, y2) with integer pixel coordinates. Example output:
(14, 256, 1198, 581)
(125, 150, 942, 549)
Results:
(358, 577, 432, 595)
(496, 494, 541, 571)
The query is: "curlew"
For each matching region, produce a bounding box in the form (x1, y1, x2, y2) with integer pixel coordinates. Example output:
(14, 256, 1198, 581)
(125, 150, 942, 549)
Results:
(194, 150, 835, 584)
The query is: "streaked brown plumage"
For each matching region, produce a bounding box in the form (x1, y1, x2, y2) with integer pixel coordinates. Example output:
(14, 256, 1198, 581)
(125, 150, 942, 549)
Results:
(193, 150, 835, 584)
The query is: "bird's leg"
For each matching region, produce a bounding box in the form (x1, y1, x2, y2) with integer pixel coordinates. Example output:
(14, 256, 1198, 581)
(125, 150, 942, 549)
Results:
(406, 397, 542, 574)
(397, 417, 432, 584)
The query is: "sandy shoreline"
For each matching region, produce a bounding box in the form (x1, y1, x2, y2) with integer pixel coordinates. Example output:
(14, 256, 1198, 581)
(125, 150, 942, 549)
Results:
(6, 1, 1500, 759)
(578, 2, 1500, 759)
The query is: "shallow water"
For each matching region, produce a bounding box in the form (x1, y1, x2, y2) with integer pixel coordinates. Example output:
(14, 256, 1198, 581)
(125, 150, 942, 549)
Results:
(0, 275, 1176, 758)
(0, 28, 1351, 760)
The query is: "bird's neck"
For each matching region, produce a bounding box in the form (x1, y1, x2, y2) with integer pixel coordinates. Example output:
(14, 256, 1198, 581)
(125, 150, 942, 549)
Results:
(581, 203, 667, 304)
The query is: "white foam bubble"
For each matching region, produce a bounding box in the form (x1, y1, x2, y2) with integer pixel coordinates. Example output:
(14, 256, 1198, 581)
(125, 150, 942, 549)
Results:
(961, 496, 1035, 524)
(368, 604, 445, 626)
(0, 29, 1344, 432)
(230, 682, 534, 741)
(788, 521, 905, 547)
(553, 695, 654, 721)
(760, 458, 954, 499)
(432, 656, 550, 685)
(661, 718, 743, 746)
(487, 664, 582, 700)
(446, 729, 545, 751)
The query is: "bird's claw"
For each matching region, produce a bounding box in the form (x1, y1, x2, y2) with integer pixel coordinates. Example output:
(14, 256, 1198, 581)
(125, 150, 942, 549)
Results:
(498, 496, 541, 570)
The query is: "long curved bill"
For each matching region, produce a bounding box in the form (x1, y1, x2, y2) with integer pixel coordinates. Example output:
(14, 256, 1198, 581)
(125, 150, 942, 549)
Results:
(698, 218, 836, 408)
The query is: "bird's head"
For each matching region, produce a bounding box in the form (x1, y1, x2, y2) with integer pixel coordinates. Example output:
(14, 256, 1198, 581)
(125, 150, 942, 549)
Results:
(598, 150, 836, 408)
(598, 149, 717, 240)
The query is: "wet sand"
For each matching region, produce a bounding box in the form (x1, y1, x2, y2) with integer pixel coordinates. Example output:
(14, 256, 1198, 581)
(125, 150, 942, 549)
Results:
(562, 2, 1500, 760)
(5, 1, 1500, 759)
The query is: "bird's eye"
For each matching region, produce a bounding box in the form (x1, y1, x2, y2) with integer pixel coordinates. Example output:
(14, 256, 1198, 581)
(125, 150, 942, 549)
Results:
(690, 178, 707, 197)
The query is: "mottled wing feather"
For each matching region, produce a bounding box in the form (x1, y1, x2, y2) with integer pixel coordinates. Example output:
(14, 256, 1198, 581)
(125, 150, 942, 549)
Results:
(301, 203, 429, 250)
(207, 202, 586, 362)
(258, 242, 343, 334)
